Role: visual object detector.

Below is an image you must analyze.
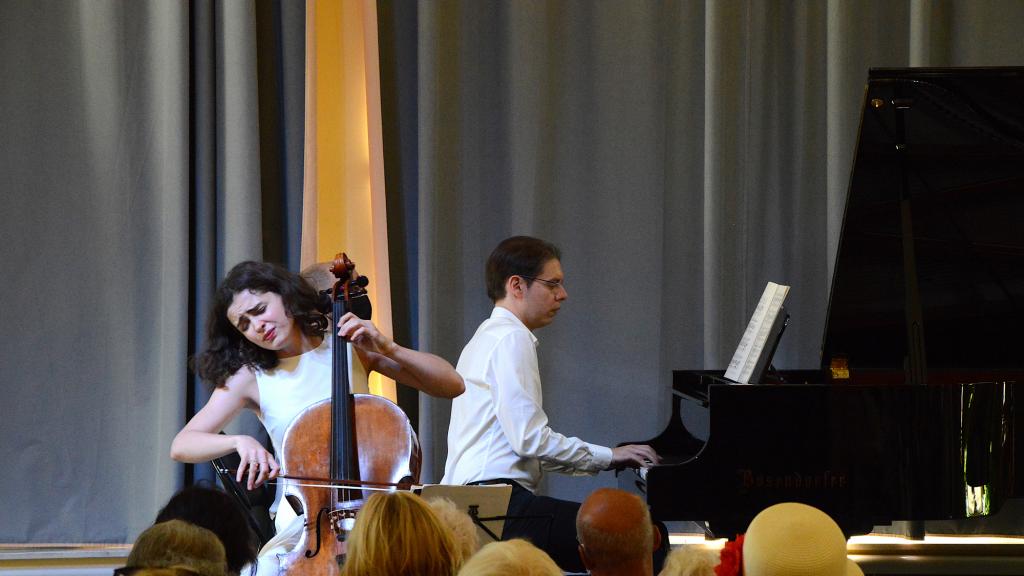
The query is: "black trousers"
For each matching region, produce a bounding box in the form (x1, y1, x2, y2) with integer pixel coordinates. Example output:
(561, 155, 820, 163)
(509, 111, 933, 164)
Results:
(473, 480, 668, 574)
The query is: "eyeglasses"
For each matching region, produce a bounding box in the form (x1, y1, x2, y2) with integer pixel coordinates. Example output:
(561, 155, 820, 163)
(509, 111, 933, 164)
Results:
(519, 275, 566, 291)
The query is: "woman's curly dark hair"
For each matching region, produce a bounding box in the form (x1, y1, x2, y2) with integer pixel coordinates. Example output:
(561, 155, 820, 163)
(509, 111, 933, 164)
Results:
(193, 261, 327, 387)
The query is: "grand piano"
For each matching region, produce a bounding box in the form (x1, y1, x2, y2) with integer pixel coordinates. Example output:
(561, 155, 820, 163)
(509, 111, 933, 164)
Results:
(621, 67, 1024, 540)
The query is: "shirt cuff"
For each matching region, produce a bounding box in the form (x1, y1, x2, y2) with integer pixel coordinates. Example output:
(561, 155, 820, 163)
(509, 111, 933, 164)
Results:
(588, 443, 614, 471)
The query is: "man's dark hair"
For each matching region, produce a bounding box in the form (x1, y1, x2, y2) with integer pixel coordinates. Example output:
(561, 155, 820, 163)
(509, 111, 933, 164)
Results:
(486, 236, 561, 302)
(193, 261, 327, 387)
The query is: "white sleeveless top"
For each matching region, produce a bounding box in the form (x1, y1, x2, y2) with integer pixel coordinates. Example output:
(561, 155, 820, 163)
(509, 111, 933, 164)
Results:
(256, 336, 333, 457)
(254, 333, 371, 532)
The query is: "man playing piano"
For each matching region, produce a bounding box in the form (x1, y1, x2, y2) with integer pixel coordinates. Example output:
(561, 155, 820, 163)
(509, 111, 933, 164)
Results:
(442, 235, 661, 573)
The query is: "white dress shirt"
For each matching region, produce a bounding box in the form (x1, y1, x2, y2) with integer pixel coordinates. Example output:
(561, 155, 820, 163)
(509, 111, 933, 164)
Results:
(442, 306, 613, 492)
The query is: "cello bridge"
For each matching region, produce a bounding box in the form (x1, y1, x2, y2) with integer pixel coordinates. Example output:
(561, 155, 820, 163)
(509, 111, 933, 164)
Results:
(329, 506, 360, 534)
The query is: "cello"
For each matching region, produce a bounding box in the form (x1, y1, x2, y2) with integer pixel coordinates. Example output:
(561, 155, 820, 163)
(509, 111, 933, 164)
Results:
(275, 253, 421, 574)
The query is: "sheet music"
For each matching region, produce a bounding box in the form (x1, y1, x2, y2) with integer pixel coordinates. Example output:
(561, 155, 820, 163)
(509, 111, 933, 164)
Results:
(724, 282, 790, 384)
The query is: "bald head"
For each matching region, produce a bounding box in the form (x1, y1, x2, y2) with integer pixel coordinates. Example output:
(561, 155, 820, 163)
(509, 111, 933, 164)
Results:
(576, 488, 656, 575)
(300, 262, 336, 292)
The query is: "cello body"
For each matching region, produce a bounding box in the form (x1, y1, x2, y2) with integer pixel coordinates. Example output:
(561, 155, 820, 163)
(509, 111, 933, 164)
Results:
(273, 253, 421, 575)
(276, 393, 421, 574)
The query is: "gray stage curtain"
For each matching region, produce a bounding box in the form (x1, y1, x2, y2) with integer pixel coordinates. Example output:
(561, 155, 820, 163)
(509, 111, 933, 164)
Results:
(0, 0, 304, 543)
(413, 0, 1024, 524)
(189, 0, 306, 489)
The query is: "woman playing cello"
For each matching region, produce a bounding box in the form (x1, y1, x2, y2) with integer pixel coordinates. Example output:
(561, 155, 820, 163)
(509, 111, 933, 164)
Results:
(170, 260, 463, 571)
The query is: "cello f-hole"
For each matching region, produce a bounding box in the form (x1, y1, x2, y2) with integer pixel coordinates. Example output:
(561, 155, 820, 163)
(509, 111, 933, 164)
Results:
(305, 507, 329, 559)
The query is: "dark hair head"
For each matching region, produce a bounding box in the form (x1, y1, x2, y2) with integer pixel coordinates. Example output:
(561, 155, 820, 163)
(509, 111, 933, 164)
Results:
(485, 236, 561, 302)
(155, 486, 259, 576)
(193, 261, 327, 387)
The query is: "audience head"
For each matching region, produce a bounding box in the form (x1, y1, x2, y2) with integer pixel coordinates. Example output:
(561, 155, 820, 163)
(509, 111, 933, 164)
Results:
(427, 496, 482, 564)
(486, 236, 561, 302)
(124, 519, 227, 576)
(340, 491, 462, 576)
(742, 502, 862, 576)
(115, 568, 209, 576)
(576, 487, 659, 575)
(457, 539, 563, 576)
(154, 485, 258, 576)
(657, 545, 717, 576)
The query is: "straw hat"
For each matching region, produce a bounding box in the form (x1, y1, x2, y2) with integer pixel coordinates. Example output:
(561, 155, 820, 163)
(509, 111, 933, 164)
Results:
(742, 503, 863, 576)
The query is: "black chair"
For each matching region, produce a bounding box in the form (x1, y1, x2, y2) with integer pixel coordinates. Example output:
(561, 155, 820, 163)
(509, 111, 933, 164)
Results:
(212, 450, 275, 548)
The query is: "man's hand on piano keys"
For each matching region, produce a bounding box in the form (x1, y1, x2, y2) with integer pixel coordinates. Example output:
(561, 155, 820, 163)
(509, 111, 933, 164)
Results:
(608, 444, 661, 470)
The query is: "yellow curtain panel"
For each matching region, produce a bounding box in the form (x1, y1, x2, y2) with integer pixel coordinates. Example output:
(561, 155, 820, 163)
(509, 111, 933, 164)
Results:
(302, 0, 395, 400)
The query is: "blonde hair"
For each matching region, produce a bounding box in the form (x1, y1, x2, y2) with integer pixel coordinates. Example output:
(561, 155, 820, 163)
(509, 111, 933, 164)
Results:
(427, 497, 481, 563)
(340, 491, 462, 576)
(658, 545, 718, 576)
(457, 539, 562, 576)
(126, 519, 227, 576)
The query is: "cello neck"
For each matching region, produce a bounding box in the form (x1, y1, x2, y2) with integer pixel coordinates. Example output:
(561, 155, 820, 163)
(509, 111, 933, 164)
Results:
(326, 252, 372, 488)
(331, 299, 358, 483)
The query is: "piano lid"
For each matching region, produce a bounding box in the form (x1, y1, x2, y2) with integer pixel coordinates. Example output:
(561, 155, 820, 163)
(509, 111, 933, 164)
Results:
(822, 67, 1024, 375)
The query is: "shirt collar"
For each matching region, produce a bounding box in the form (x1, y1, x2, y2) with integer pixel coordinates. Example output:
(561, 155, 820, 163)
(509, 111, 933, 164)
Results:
(491, 306, 538, 345)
